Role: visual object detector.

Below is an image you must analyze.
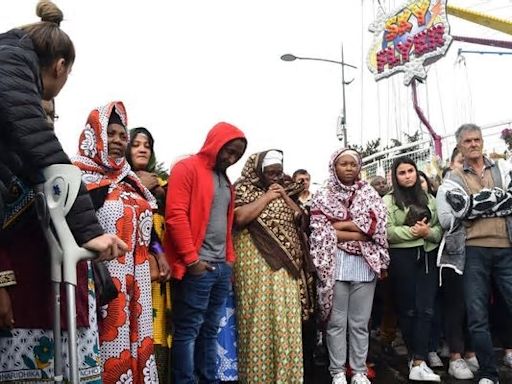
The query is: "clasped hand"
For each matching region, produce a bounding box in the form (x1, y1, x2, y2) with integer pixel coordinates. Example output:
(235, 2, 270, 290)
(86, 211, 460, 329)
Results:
(264, 183, 286, 201)
(136, 170, 160, 191)
(409, 218, 430, 238)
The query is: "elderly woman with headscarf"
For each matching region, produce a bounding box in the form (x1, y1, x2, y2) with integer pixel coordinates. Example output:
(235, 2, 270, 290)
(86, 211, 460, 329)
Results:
(310, 148, 389, 384)
(72, 102, 159, 384)
(126, 127, 172, 383)
(232, 149, 314, 383)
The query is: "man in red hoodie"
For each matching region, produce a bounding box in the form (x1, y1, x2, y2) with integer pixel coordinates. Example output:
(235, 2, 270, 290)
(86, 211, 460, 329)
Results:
(165, 122, 246, 384)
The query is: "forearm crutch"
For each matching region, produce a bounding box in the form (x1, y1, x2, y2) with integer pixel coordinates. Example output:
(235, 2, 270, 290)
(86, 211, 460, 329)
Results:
(36, 164, 94, 384)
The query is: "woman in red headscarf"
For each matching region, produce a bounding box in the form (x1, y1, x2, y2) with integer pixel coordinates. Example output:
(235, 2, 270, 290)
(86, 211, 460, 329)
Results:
(73, 101, 159, 384)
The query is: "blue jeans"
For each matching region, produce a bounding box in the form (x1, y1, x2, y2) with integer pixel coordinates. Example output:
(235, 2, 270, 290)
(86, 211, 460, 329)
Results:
(464, 246, 512, 383)
(171, 261, 232, 384)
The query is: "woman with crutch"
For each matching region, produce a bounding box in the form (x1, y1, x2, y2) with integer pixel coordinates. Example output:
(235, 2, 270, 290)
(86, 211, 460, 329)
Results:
(0, 1, 126, 382)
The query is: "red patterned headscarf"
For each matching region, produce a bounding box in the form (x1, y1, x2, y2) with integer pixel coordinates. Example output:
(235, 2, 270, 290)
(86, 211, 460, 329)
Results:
(72, 101, 156, 207)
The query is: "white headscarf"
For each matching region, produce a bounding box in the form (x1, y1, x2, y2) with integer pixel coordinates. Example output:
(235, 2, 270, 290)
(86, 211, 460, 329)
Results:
(261, 150, 283, 171)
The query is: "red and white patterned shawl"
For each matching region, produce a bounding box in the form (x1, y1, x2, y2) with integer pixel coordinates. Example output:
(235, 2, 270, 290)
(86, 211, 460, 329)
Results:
(309, 148, 389, 323)
(71, 101, 156, 207)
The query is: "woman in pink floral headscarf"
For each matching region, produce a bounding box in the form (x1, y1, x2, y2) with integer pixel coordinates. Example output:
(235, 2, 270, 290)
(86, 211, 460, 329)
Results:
(310, 148, 389, 384)
(73, 101, 159, 384)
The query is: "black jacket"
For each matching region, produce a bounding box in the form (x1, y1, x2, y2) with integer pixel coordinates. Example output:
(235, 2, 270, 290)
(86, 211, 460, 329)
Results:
(0, 28, 103, 245)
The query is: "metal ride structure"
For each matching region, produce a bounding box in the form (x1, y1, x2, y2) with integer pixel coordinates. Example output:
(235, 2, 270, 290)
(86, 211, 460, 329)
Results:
(363, 0, 512, 179)
(360, 120, 512, 181)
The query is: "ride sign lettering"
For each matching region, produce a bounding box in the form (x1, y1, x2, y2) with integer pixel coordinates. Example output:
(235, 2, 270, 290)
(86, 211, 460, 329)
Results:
(367, 0, 452, 85)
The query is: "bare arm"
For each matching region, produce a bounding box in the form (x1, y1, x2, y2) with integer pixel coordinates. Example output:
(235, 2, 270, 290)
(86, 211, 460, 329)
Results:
(336, 230, 368, 241)
(333, 221, 364, 233)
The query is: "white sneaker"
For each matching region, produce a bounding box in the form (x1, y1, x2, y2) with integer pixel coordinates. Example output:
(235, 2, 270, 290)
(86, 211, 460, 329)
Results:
(465, 355, 480, 373)
(478, 379, 497, 384)
(351, 373, 371, 384)
(427, 352, 444, 368)
(448, 358, 474, 380)
(332, 372, 347, 384)
(504, 351, 512, 368)
(409, 361, 441, 382)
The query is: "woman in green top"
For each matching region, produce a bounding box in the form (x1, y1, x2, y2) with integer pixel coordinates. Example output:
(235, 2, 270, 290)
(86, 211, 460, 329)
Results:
(383, 156, 442, 383)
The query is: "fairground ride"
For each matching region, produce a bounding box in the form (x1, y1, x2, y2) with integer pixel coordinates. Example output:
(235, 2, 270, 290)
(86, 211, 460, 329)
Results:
(362, 0, 512, 179)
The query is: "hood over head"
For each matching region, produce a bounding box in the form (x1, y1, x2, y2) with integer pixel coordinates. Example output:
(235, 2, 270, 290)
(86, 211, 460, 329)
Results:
(197, 122, 246, 169)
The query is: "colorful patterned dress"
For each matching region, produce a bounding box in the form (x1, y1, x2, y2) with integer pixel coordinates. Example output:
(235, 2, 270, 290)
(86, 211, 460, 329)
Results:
(234, 230, 303, 383)
(94, 183, 157, 383)
(0, 264, 102, 383)
(73, 101, 158, 384)
(151, 210, 172, 383)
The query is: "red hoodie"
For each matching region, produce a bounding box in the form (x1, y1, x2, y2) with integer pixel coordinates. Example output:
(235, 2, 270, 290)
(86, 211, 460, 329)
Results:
(165, 122, 246, 279)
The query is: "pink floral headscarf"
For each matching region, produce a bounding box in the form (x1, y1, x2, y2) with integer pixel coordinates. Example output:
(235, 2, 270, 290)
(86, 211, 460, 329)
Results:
(309, 148, 389, 323)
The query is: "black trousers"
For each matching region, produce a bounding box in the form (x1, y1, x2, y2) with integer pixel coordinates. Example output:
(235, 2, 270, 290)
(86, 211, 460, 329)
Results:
(389, 247, 439, 361)
(302, 318, 317, 383)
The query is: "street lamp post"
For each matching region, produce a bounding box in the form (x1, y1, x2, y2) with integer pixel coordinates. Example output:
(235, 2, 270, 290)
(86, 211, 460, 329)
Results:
(281, 48, 356, 146)
(340, 45, 347, 146)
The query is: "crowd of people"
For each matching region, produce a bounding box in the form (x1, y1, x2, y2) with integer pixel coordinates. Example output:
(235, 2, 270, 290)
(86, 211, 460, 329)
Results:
(0, 2, 512, 384)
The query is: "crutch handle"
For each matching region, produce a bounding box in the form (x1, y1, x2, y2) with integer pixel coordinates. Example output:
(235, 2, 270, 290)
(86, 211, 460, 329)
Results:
(37, 165, 96, 384)
(41, 165, 95, 285)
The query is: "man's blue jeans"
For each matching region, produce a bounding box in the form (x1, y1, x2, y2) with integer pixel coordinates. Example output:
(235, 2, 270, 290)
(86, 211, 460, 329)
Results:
(464, 246, 512, 383)
(171, 262, 232, 384)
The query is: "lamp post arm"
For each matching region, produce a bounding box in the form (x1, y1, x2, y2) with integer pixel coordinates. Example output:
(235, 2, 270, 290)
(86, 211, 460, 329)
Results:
(295, 56, 358, 69)
(281, 51, 356, 145)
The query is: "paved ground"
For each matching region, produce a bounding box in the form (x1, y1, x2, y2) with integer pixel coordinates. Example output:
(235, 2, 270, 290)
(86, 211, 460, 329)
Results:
(309, 341, 512, 384)
(223, 335, 512, 383)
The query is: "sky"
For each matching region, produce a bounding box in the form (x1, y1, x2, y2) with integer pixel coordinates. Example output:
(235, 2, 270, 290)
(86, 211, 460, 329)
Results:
(2, 0, 512, 184)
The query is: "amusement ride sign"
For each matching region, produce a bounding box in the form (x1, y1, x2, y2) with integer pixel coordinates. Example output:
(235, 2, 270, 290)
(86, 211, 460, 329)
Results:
(367, 0, 452, 85)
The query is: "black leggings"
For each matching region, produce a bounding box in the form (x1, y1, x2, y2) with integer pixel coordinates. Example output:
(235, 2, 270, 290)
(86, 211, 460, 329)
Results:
(389, 247, 439, 361)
